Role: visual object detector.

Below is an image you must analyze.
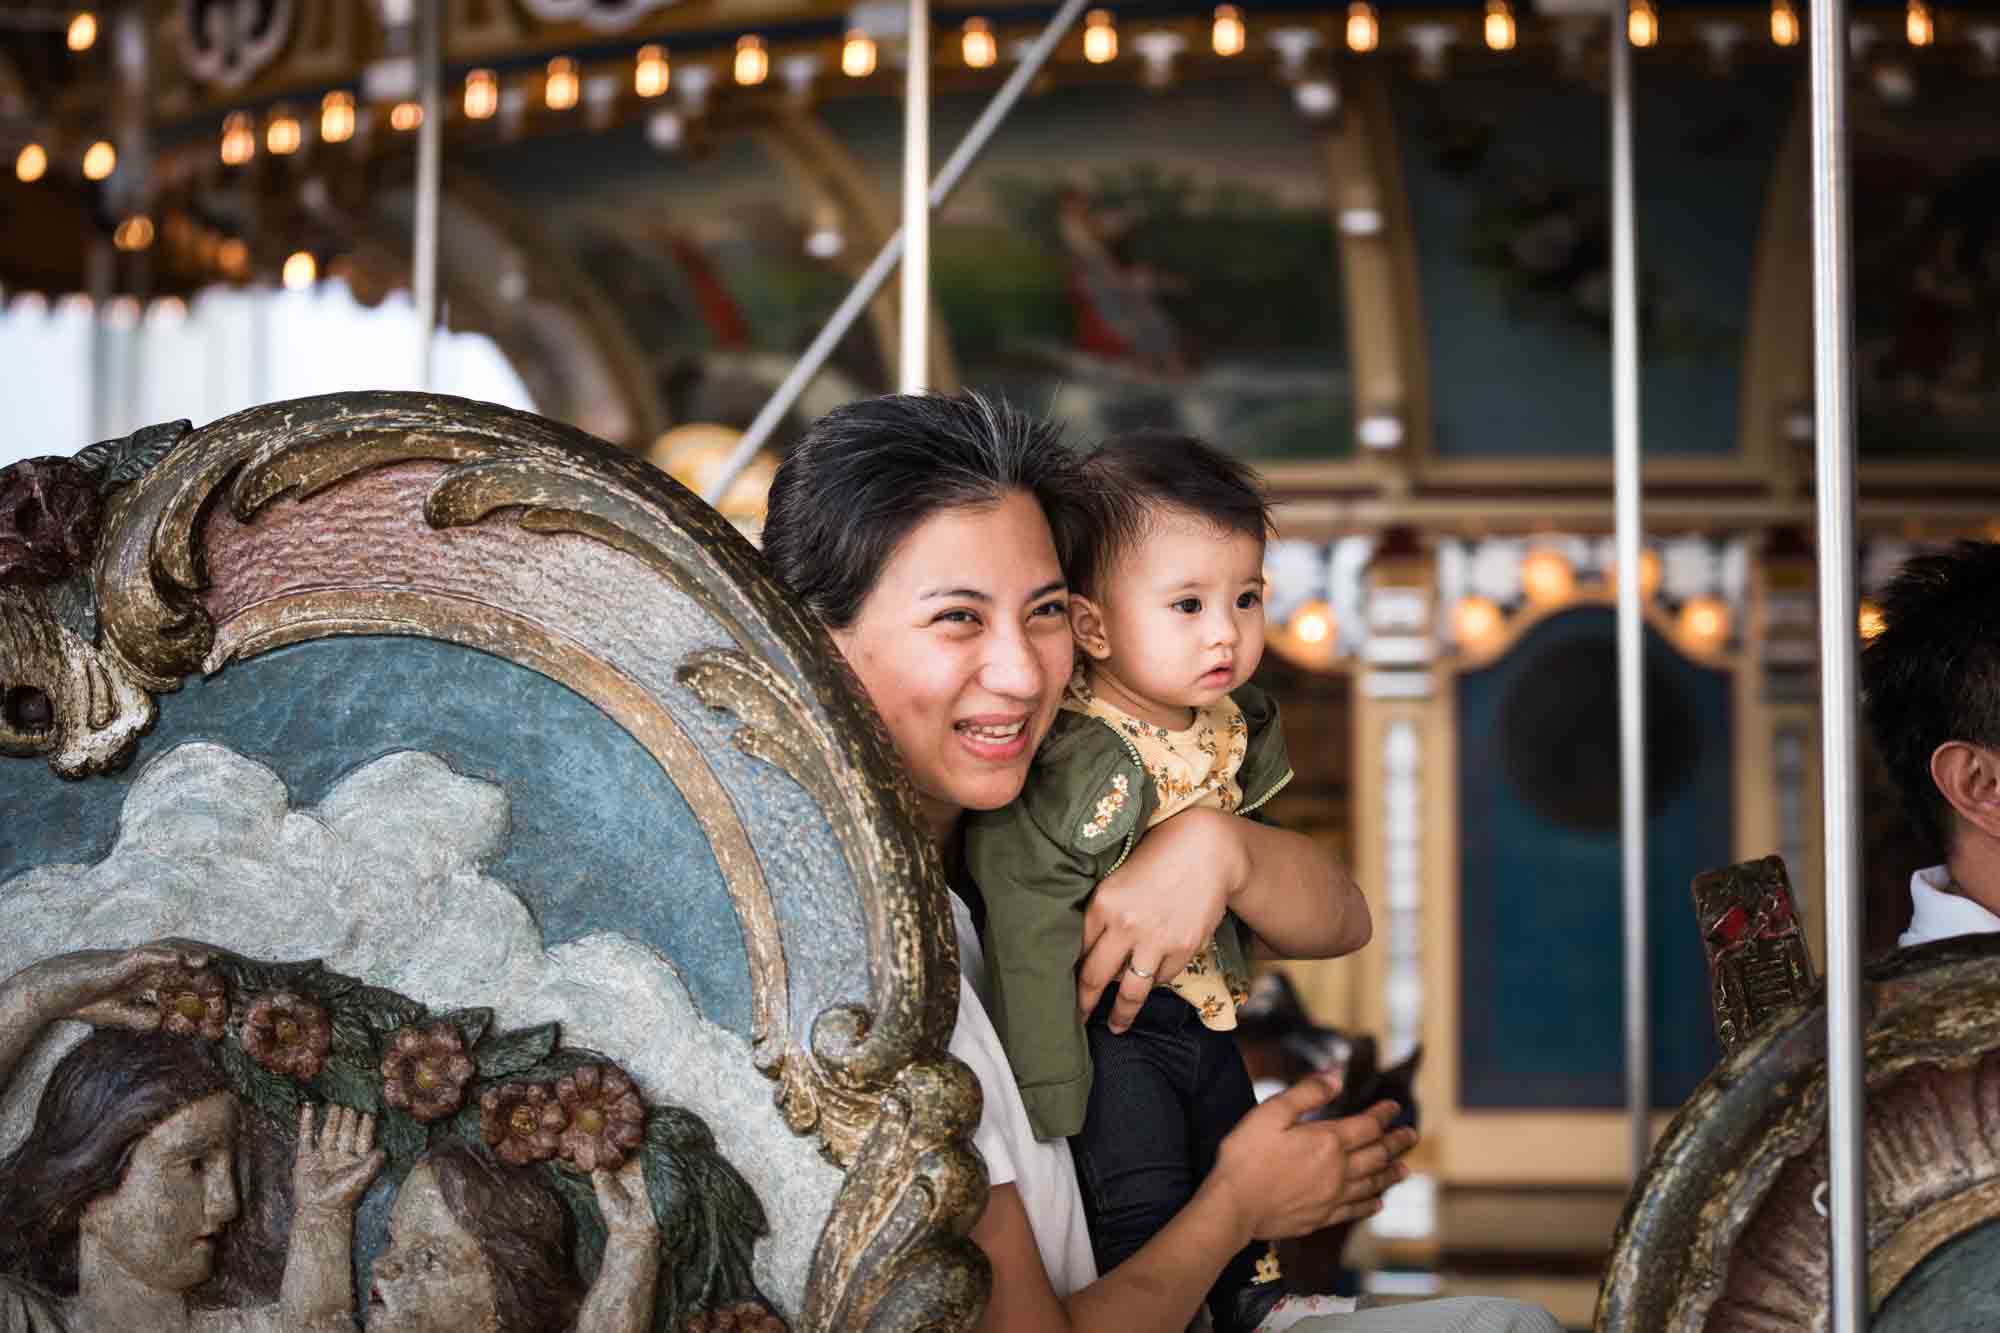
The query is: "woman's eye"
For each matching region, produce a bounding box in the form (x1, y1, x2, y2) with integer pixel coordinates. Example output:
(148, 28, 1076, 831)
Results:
(1030, 599, 1069, 619)
(1172, 598, 1202, 615)
(417, 1248, 437, 1271)
(933, 609, 979, 626)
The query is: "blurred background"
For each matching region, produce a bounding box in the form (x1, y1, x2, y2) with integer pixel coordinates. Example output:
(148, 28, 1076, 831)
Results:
(3, 0, 1998, 1324)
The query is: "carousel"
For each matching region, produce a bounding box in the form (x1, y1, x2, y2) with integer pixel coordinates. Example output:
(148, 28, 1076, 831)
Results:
(5, 0, 2000, 1327)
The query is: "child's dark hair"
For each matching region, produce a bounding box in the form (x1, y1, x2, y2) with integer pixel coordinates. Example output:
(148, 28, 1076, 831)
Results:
(1860, 540, 2000, 860)
(1061, 430, 1273, 598)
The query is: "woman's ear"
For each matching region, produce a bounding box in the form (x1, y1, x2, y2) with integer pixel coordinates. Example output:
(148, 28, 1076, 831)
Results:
(1069, 595, 1112, 662)
(1931, 741, 2000, 842)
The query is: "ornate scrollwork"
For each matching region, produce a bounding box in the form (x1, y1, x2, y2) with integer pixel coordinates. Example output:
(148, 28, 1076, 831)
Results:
(177, 0, 297, 89)
(517, 0, 679, 31)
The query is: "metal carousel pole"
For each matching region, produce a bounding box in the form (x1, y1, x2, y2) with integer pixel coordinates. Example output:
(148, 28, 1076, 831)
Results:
(900, 0, 930, 394)
(1610, 0, 1650, 1181)
(1809, 0, 1869, 1315)
(703, 0, 1096, 502)
(413, 0, 444, 390)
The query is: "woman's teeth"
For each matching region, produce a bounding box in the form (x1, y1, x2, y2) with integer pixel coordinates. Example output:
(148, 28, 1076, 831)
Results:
(961, 721, 1024, 740)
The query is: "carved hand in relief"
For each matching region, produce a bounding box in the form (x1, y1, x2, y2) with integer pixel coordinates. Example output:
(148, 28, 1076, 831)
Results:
(292, 1104, 386, 1218)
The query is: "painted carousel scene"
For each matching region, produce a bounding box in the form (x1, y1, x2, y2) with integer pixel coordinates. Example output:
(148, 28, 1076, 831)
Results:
(3, 0, 2000, 1329)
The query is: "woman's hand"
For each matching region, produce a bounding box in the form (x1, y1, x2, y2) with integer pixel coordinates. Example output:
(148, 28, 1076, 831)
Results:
(1206, 1075, 1418, 1242)
(594, 1157, 661, 1248)
(25, 940, 214, 1031)
(1077, 809, 1244, 1032)
(291, 1104, 385, 1219)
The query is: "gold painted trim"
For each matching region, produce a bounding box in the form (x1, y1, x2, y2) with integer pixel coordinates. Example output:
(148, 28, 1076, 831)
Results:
(1869, 1177, 2000, 1310)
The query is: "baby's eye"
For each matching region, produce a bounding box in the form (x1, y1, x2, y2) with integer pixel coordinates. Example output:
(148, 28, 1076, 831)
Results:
(1172, 597, 1202, 615)
(1236, 590, 1262, 609)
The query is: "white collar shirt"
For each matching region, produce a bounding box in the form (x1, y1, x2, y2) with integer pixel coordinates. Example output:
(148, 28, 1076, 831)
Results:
(1899, 863, 2000, 949)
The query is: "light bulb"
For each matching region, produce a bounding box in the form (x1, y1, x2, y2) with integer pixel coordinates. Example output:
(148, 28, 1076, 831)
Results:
(842, 30, 878, 77)
(82, 139, 116, 181)
(636, 45, 670, 97)
(1485, 0, 1516, 50)
(389, 101, 423, 131)
(1907, 0, 1934, 46)
(1679, 596, 1730, 650)
(217, 238, 249, 278)
(220, 111, 255, 164)
(1213, 5, 1246, 56)
(735, 35, 768, 86)
(1629, 0, 1659, 48)
(962, 19, 998, 68)
(321, 91, 356, 144)
(1346, 2, 1380, 53)
(1520, 547, 1575, 605)
(67, 11, 97, 52)
(465, 69, 499, 119)
(1290, 600, 1334, 646)
(283, 251, 317, 290)
(267, 109, 302, 155)
(14, 143, 46, 183)
(1084, 9, 1118, 63)
(1770, 0, 1800, 46)
(1453, 596, 1504, 649)
(546, 57, 580, 109)
(113, 214, 154, 252)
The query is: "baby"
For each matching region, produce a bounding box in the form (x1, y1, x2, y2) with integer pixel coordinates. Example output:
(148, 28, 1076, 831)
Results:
(968, 430, 1352, 1333)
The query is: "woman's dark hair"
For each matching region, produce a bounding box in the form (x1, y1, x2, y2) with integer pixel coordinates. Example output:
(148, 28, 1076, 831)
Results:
(424, 1137, 586, 1333)
(1860, 539, 2000, 860)
(1064, 430, 1273, 599)
(761, 392, 1085, 629)
(0, 1030, 231, 1295)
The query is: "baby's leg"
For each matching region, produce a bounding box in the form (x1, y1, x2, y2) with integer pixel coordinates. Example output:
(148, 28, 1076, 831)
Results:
(1070, 989, 1205, 1275)
(1187, 1024, 1280, 1333)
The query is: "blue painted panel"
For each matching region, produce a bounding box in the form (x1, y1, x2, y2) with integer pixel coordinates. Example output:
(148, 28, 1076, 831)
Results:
(1877, 1215, 2000, 1332)
(0, 635, 751, 1036)
(1457, 608, 1728, 1108)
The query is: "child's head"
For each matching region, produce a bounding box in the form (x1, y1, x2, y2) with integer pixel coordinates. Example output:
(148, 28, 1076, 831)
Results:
(1062, 431, 1272, 725)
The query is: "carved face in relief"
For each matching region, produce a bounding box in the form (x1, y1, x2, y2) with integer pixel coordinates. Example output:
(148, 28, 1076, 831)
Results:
(77, 1092, 241, 1292)
(369, 1164, 503, 1333)
(0, 586, 156, 778)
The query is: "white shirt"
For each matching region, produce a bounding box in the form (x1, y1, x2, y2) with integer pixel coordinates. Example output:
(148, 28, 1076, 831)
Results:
(1899, 864, 2000, 948)
(946, 891, 1099, 1298)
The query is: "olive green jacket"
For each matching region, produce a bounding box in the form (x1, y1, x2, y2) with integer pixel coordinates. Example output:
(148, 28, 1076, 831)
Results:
(964, 683, 1293, 1141)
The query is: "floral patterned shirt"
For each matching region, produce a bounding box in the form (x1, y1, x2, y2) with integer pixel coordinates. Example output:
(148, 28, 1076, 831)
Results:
(1063, 675, 1255, 1029)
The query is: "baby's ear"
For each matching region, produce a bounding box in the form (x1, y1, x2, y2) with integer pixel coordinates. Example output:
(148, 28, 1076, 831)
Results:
(1068, 595, 1112, 661)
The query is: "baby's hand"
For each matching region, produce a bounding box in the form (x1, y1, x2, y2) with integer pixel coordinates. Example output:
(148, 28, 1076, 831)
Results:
(292, 1104, 385, 1217)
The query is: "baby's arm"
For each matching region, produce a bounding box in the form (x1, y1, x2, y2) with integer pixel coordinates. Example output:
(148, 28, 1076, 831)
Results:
(279, 1104, 385, 1325)
(575, 1159, 662, 1333)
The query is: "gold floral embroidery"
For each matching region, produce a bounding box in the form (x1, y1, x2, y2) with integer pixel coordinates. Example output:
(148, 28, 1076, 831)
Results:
(1253, 1246, 1284, 1285)
(1080, 772, 1130, 841)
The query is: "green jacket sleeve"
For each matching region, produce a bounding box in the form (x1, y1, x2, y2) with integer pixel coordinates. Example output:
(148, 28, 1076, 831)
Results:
(964, 798, 1104, 1141)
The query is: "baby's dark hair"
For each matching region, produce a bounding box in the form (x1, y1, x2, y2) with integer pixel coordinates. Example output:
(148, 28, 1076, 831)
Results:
(1061, 430, 1273, 598)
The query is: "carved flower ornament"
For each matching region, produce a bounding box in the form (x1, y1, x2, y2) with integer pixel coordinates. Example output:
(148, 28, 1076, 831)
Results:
(556, 1062, 647, 1172)
(156, 965, 229, 1041)
(684, 1301, 788, 1333)
(0, 458, 100, 590)
(381, 1021, 476, 1123)
(480, 1081, 568, 1167)
(242, 991, 333, 1081)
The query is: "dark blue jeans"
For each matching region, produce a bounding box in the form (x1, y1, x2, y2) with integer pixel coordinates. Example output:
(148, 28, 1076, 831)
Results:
(1070, 988, 1274, 1333)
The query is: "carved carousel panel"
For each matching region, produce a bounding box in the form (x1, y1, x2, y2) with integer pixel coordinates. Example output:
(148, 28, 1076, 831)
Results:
(1600, 919, 2000, 1331)
(0, 393, 985, 1333)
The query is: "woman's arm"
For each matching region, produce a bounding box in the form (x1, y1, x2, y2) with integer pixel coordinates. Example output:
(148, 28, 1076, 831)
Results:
(972, 1078, 1414, 1333)
(0, 942, 210, 1087)
(575, 1159, 663, 1333)
(1077, 811, 1369, 1032)
(279, 1105, 385, 1323)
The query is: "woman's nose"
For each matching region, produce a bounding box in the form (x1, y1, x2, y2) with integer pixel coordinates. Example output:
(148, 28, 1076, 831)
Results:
(206, 1163, 240, 1226)
(980, 626, 1046, 698)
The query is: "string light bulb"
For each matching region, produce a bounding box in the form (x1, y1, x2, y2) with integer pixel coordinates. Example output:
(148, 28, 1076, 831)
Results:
(321, 91, 356, 144)
(1452, 596, 1505, 650)
(266, 108, 302, 155)
(1679, 596, 1731, 651)
(82, 139, 115, 181)
(734, 35, 769, 85)
(464, 69, 499, 119)
(220, 111, 255, 164)
(1485, 0, 1517, 50)
(842, 30, 878, 77)
(962, 18, 998, 69)
(1212, 5, 1247, 56)
(113, 214, 154, 252)
(14, 143, 46, 183)
(390, 101, 423, 131)
(67, 11, 97, 52)
(1629, 0, 1659, 47)
(1289, 600, 1335, 647)
(545, 57, 580, 109)
(1770, 0, 1800, 45)
(635, 45, 670, 97)
(1907, 0, 1934, 46)
(282, 251, 317, 291)
(217, 237, 249, 278)
(1084, 9, 1118, 63)
(1520, 547, 1576, 605)
(1346, 2, 1380, 53)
